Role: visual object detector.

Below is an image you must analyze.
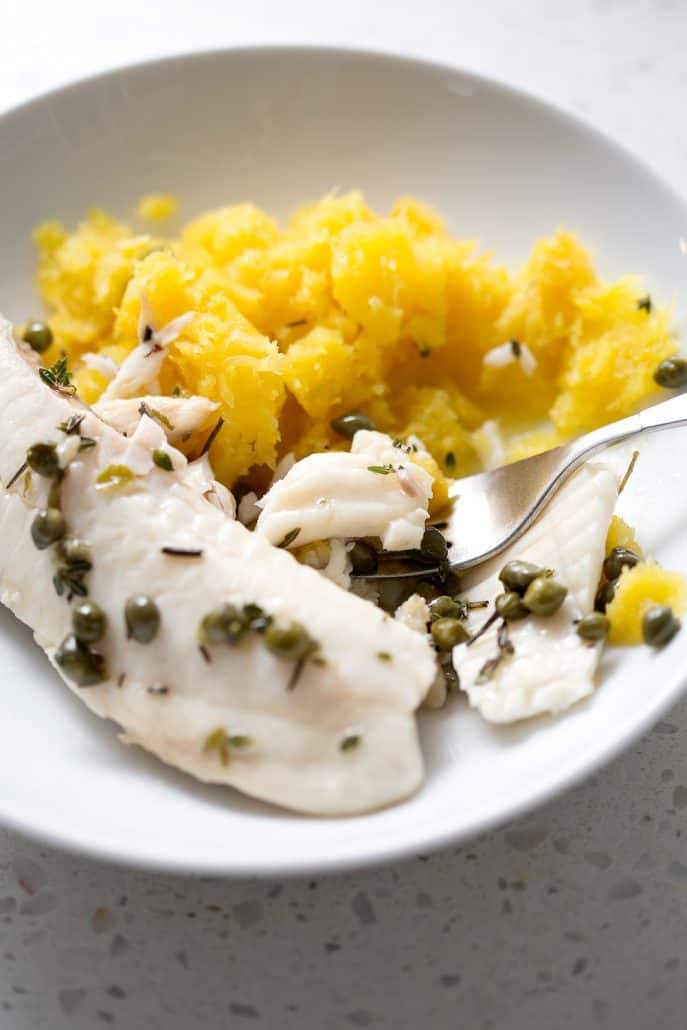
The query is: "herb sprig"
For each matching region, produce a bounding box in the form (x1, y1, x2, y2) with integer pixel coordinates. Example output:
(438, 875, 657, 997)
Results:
(39, 356, 75, 393)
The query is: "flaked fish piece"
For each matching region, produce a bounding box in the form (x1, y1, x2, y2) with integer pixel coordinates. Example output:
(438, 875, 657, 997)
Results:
(256, 430, 432, 551)
(100, 300, 195, 401)
(453, 463, 619, 723)
(94, 394, 219, 441)
(0, 318, 435, 815)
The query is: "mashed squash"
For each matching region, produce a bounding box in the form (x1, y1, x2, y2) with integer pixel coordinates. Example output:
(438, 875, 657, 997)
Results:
(606, 563, 687, 645)
(31, 192, 677, 500)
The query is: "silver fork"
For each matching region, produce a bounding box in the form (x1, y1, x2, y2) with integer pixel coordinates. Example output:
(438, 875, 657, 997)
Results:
(364, 391, 687, 581)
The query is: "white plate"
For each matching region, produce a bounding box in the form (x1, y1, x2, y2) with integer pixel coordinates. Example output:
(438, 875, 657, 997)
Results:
(1, 46, 687, 876)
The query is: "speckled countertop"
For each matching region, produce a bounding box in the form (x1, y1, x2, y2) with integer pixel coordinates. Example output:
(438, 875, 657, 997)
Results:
(2, 1, 687, 1027)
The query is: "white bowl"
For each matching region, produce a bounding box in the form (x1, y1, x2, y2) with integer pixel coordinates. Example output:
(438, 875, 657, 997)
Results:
(2, 46, 687, 876)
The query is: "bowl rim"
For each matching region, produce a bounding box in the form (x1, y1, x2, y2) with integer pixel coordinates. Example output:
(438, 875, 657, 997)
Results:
(2, 43, 687, 877)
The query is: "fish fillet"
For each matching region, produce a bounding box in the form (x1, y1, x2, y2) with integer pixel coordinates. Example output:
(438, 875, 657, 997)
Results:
(453, 463, 619, 722)
(0, 319, 435, 815)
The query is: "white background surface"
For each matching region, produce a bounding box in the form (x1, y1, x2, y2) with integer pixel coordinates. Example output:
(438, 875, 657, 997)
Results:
(1, 1, 687, 1027)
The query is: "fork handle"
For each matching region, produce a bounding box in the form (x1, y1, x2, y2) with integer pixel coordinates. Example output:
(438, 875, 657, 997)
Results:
(565, 391, 687, 468)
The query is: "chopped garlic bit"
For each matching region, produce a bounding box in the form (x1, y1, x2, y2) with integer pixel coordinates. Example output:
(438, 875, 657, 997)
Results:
(483, 340, 537, 376)
(238, 491, 261, 526)
(472, 419, 506, 471)
(56, 434, 82, 469)
(101, 294, 195, 401)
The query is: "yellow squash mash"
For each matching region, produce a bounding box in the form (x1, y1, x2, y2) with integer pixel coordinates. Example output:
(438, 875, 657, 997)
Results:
(32, 191, 675, 508)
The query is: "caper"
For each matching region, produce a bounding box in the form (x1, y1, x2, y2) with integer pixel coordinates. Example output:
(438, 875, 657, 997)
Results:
(330, 412, 375, 439)
(603, 546, 640, 582)
(264, 622, 316, 660)
(576, 612, 610, 643)
(420, 526, 448, 564)
(499, 560, 551, 595)
(431, 617, 469, 651)
(429, 595, 464, 621)
(415, 581, 441, 603)
(55, 633, 105, 686)
(58, 538, 92, 567)
(199, 604, 247, 645)
(642, 605, 681, 647)
(72, 600, 107, 643)
(495, 591, 529, 621)
(594, 579, 617, 612)
(26, 443, 59, 478)
(125, 595, 160, 644)
(654, 358, 687, 390)
(523, 576, 567, 616)
(348, 540, 378, 575)
(22, 320, 53, 354)
(31, 507, 66, 549)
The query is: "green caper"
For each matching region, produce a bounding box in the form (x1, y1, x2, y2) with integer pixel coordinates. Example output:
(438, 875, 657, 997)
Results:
(330, 412, 375, 439)
(420, 526, 448, 564)
(72, 600, 107, 644)
(199, 604, 247, 645)
(523, 576, 567, 616)
(31, 507, 66, 549)
(603, 546, 640, 582)
(499, 560, 551, 595)
(415, 581, 441, 603)
(58, 538, 92, 568)
(594, 579, 617, 612)
(642, 605, 681, 647)
(654, 358, 687, 390)
(348, 540, 378, 575)
(26, 443, 59, 478)
(495, 591, 529, 621)
(55, 633, 105, 686)
(264, 622, 316, 660)
(430, 617, 469, 651)
(429, 595, 464, 621)
(22, 320, 53, 354)
(576, 612, 610, 643)
(125, 595, 160, 644)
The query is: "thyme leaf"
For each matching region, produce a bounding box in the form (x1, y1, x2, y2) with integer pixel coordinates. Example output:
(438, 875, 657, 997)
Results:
(199, 417, 224, 457)
(95, 464, 136, 491)
(161, 546, 203, 558)
(203, 727, 253, 765)
(340, 734, 361, 752)
(6, 461, 28, 489)
(637, 295, 653, 313)
(466, 609, 499, 646)
(475, 618, 515, 684)
(153, 449, 174, 471)
(276, 527, 301, 549)
(618, 450, 639, 496)
(58, 414, 85, 435)
(287, 658, 306, 691)
(367, 464, 394, 475)
(39, 355, 75, 393)
(139, 402, 175, 431)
